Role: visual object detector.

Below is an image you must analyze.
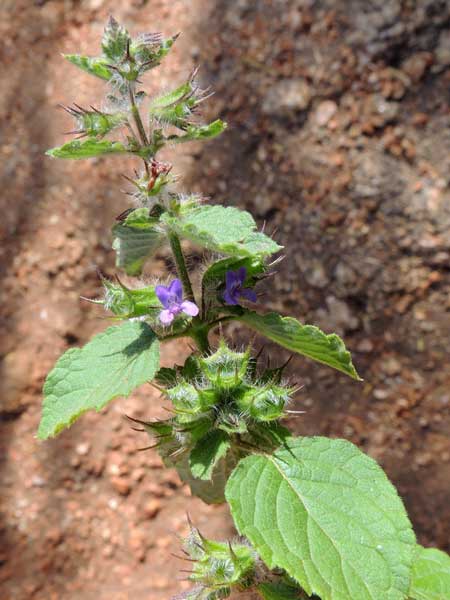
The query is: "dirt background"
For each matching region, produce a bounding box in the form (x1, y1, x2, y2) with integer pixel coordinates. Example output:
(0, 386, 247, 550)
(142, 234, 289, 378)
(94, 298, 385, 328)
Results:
(1, 0, 450, 598)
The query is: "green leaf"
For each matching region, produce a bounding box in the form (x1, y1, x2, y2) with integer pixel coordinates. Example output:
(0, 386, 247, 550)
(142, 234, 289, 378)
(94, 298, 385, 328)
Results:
(238, 311, 360, 380)
(112, 211, 163, 275)
(162, 205, 281, 259)
(409, 545, 450, 600)
(63, 54, 113, 80)
(176, 451, 238, 504)
(189, 430, 231, 480)
(170, 119, 227, 143)
(258, 581, 309, 600)
(101, 16, 130, 63)
(46, 139, 127, 160)
(226, 436, 416, 600)
(38, 321, 160, 439)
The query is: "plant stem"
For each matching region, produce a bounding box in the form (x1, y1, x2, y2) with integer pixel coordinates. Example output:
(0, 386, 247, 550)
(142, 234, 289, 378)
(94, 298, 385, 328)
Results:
(168, 232, 196, 302)
(191, 328, 211, 354)
(167, 232, 211, 353)
(128, 82, 149, 147)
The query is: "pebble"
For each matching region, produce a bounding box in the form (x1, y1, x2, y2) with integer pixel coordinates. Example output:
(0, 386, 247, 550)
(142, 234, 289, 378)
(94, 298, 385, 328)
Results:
(75, 442, 91, 456)
(142, 499, 162, 520)
(314, 100, 338, 127)
(111, 477, 132, 496)
(262, 79, 312, 116)
(381, 356, 402, 376)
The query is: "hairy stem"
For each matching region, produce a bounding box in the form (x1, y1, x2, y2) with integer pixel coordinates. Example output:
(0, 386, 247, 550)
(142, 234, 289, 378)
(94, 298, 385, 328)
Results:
(191, 328, 211, 354)
(128, 82, 149, 147)
(168, 232, 196, 302)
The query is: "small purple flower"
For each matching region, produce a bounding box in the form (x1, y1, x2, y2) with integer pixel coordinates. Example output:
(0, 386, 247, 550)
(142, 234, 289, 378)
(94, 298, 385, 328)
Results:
(155, 279, 199, 325)
(223, 267, 257, 306)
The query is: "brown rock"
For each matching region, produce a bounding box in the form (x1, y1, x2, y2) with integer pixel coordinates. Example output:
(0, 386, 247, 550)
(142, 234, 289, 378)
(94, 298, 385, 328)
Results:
(142, 499, 162, 520)
(110, 476, 132, 496)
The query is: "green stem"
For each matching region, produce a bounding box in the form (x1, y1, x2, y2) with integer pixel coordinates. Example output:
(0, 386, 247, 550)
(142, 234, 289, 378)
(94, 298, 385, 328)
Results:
(191, 329, 211, 354)
(128, 82, 149, 147)
(168, 232, 195, 302)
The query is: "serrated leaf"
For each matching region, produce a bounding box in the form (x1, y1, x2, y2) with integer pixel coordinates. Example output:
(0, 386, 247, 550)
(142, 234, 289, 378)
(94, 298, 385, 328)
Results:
(189, 430, 231, 480)
(112, 213, 163, 276)
(102, 16, 130, 62)
(162, 205, 282, 259)
(258, 582, 309, 600)
(409, 545, 450, 600)
(38, 321, 160, 439)
(226, 436, 416, 600)
(64, 54, 113, 80)
(238, 311, 360, 380)
(46, 139, 127, 159)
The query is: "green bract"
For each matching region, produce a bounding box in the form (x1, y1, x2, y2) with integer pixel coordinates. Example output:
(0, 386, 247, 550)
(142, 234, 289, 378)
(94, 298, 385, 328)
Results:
(138, 344, 293, 493)
(182, 527, 257, 598)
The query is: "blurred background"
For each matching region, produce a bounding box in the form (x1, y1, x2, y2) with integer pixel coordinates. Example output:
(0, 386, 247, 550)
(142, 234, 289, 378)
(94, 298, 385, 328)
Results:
(1, 0, 450, 598)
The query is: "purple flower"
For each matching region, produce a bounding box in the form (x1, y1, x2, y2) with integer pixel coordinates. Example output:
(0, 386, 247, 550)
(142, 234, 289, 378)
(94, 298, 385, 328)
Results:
(155, 279, 199, 325)
(223, 267, 257, 306)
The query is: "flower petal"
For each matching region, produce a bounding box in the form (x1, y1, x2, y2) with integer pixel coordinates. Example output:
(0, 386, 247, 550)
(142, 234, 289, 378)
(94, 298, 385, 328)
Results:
(226, 270, 238, 289)
(159, 309, 174, 325)
(168, 279, 183, 303)
(181, 300, 199, 317)
(237, 266, 247, 284)
(240, 287, 257, 303)
(155, 285, 171, 308)
(223, 290, 238, 305)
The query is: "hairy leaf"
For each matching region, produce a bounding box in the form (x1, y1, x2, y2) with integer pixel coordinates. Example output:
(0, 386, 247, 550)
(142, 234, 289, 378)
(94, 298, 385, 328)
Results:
(112, 211, 163, 275)
(226, 436, 416, 600)
(239, 311, 360, 380)
(46, 139, 127, 159)
(409, 545, 450, 600)
(189, 430, 231, 480)
(38, 322, 160, 439)
(64, 54, 113, 80)
(102, 16, 130, 62)
(130, 34, 177, 70)
(149, 80, 198, 128)
(162, 205, 281, 259)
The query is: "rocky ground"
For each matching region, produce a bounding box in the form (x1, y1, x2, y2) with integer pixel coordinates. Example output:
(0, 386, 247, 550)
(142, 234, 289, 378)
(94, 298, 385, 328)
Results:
(1, 0, 449, 598)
